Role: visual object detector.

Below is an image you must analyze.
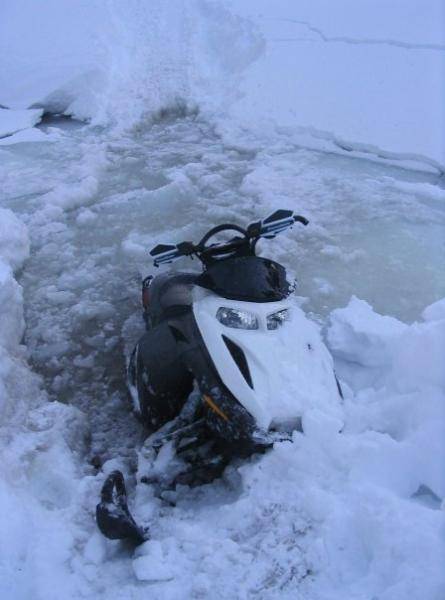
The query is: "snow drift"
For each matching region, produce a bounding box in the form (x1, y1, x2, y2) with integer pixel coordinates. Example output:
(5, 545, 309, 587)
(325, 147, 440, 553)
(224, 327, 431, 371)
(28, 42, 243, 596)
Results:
(0, 212, 89, 599)
(108, 297, 445, 599)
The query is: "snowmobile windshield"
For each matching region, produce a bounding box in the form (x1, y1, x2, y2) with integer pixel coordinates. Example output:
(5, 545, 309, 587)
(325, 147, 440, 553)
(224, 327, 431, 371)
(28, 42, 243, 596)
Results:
(195, 256, 291, 302)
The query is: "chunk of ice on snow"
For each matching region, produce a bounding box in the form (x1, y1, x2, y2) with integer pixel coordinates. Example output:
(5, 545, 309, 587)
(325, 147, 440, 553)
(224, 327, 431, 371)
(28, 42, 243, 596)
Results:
(0, 208, 30, 271)
(0, 127, 47, 145)
(0, 107, 43, 138)
(327, 296, 407, 367)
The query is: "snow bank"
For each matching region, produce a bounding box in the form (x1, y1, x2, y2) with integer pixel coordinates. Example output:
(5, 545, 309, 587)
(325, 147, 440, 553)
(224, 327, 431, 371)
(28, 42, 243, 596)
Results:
(2, 0, 442, 167)
(329, 296, 445, 394)
(117, 297, 445, 599)
(0, 209, 90, 599)
(0, 209, 29, 353)
(329, 297, 445, 491)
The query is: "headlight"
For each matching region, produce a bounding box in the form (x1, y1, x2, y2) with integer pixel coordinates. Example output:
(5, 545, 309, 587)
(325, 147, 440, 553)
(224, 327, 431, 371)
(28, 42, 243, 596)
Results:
(216, 307, 258, 330)
(267, 308, 290, 330)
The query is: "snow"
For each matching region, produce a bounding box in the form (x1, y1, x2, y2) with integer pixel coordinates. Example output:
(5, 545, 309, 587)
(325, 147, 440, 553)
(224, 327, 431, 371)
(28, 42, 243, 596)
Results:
(0, 108, 43, 138)
(0, 203, 89, 600)
(126, 296, 445, 600)
(327, 296, 408, 368)
(423, 298, 445, 322)
(0, 113, 443, 599)
(0, 127, 50, 146)
(1, 1, 443, 167)
(0, 1, 104, 114)
(0, 107, 45, 147)
(225, 0, 445, 170)
(0, 1, 444, 598)
(127, 294, 445, 598)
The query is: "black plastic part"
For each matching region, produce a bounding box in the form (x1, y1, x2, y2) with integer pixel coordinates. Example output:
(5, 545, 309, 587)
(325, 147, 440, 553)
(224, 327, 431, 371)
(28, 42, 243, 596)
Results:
(150, 243, 176, 257)
(264, 209, 293, 224)
(294, 215, 309, 226)
(196, 256, 291, 302)
(146, 272, 197, 327)
(222, 335, 253, 389)
(334, 373, 344, 399)
(169, 325, 189, 343)
(176, 241, 195, 256)
(132, 324, 194, 429)
(197, 223, 248, 249)
(96, 471, 147, 544)
(246, 221, 262, 238)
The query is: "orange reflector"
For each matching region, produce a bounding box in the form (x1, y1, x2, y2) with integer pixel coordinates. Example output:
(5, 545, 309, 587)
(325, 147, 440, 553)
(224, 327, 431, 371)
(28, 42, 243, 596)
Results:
(203, 394, 229, 421)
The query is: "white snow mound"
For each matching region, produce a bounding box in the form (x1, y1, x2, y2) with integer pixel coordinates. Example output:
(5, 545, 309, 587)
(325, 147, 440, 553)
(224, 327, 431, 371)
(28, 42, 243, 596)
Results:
(118, 297, 445, 598)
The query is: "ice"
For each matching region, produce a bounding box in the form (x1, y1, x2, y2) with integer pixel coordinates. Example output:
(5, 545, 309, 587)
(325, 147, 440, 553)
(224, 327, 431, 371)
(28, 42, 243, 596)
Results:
(0, 265, 25, 352)
(0, 107, 43, 138)
(0, 127, 49, 146)
(0, 1, 263, 131)
(0, 109, 50, 146)
(229, 0, 445, 169)
(41, 176, 99, 211)
(0, 1, 444, 598)
(1, 1, 442, 167)
(0, 208, 29, 272)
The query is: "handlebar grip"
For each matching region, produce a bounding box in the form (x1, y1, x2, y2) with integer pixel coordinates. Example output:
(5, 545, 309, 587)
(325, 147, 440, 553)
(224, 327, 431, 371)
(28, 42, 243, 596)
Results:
(176, 241, 196, 255)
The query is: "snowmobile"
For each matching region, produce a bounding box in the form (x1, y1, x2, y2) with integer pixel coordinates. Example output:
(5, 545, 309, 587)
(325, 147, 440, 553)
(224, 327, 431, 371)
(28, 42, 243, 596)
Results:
(96, 209, 343, 544)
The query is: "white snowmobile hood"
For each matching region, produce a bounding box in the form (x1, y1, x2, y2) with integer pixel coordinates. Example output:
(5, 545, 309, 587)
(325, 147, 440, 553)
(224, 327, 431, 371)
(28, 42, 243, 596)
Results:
(193, 289, 341, 431)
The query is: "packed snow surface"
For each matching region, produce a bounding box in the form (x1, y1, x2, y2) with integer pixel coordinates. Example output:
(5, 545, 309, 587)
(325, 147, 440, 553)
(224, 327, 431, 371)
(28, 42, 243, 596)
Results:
(0, 1, 444, 599)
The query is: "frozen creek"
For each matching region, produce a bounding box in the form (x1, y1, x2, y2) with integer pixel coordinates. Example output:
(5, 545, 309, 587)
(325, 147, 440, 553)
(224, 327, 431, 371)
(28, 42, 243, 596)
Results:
(1, 115, 444, 599)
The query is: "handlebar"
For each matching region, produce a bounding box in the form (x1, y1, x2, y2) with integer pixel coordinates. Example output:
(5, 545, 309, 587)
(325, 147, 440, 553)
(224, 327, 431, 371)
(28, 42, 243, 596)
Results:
(150, 210, 309, 267)
(294, 215, 309, 226)
(198, 223, 248, 248)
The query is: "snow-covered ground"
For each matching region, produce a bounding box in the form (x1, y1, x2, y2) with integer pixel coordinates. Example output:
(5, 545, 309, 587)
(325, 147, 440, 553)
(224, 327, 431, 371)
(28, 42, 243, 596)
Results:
(227, 0, 445, 170)
(0, 1, 444, 599)
(1, 0, 444, 169)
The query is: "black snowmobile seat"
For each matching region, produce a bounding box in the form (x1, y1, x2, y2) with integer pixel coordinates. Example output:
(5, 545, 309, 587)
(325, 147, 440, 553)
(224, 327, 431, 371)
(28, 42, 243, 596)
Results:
(149, 272, 197, 323)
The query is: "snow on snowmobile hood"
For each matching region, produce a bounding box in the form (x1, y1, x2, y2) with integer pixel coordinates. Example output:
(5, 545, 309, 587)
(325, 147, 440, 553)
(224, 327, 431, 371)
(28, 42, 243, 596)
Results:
(193, 288, 342, 431)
